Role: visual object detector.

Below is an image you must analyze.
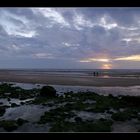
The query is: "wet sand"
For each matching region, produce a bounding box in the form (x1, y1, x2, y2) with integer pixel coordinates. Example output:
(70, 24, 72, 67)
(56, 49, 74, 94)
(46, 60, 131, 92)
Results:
(0, 71, 140, 86)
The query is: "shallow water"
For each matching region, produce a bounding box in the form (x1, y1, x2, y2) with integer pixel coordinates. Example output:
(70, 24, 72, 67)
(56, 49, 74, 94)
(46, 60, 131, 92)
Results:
(0, 98, 34, 106)
(0, 105, 50, 122)
(112, 119, 140, 132)
(52, 85, 140, 96)
(0, 82, 140, 132)
(75, 111, 111, 121)
(5, 82, 140, 96)
(14, 122, 51, 132)
(11, 82, 42, 90)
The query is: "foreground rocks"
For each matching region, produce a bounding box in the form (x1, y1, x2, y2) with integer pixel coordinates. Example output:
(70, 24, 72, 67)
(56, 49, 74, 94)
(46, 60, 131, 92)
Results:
(0, 118, 28, 132)
(0, 106, 6, 117)
(0, 83, 39, 99)
(39, 86, 57, 98)
(1, 83, 140, 132)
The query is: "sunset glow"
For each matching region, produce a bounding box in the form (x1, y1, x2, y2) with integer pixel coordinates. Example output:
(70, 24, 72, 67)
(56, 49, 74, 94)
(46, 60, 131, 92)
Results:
(80, 55, 140, 65)
(80, 58, 110, 62)
(114, 55, 140, 61)
(101, 64, 112, 69)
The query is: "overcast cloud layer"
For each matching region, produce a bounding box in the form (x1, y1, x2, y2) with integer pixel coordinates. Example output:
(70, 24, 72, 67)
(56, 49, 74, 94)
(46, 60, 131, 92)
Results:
(0, 8, 140, 69)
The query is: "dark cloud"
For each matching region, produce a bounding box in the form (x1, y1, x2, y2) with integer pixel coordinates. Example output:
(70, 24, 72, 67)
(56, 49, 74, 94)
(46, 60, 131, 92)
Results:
(0, 8, 140, 69)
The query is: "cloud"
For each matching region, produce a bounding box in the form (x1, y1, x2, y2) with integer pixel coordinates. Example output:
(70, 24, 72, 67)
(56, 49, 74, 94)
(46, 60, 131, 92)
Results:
(114, 55, 140, 61)
(0, 8, 140, 68)
(79, 54, 140, 64)
(98, 15, 118, 30)
(31, 8, 70, 28)
(73, 13, 94, 30)
(0, 9, 37, 38)
(80, 58, 110, 62)
(62, 42, 80, 48)
(122, 37, 140, 44)
(73, 12, 118, 31)
(8, 44, 20, 51)
(32, 53, 54, 59)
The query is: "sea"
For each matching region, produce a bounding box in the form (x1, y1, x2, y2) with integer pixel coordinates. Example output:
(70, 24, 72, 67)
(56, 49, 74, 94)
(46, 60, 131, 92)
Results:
(1, 68, 140, 78)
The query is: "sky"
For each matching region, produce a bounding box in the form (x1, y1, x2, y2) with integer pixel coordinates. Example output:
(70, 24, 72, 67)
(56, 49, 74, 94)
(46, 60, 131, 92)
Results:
(0, 7, 140, 69)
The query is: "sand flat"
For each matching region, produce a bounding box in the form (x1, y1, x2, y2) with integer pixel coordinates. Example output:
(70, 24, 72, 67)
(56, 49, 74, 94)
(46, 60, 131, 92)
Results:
(0, 71, 140, 86)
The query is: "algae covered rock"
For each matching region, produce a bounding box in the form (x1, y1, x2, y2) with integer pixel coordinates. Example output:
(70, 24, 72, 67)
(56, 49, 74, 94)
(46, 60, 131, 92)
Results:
(75, 117, 83, 123)
(0, 118, 28, 132)
(11, 103, 20, 107)
(40, 86, 57, 98)
(0, 106, 6, 116)
(0, 120, 18, 132)
(17, 118, 28, 126)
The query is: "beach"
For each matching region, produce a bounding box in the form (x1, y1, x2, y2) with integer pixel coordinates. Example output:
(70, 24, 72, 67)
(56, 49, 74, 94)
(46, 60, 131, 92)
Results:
(0, 70, 140, 87)
(0, 70, 140, 132)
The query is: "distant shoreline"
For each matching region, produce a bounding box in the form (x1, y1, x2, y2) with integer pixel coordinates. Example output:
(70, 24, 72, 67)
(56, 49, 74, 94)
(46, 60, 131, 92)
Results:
(0, 72, 140, 87)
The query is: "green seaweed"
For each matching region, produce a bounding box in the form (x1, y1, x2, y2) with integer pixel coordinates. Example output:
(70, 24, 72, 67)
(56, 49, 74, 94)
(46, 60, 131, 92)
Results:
(111, 109, 138, 121)
(0, 83, 39, 99)
(11, 103, 20, 107)
(0, 106, 6, 116)
(0, 118, 28, 132)
(49, 119, 113, 132)
(38, 108, 76, 124)
(17, 118, 28, 126)
(0, 120, 18, 132)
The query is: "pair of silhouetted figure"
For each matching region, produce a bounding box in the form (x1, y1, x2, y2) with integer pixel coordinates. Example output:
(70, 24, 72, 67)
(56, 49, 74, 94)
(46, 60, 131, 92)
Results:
(93, 72, 99, 76)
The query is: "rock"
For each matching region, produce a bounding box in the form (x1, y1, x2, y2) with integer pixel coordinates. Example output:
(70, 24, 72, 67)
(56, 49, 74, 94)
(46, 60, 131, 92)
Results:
(4, 93, 11, 96)
(99, 118, 106, 121)
(16, 118, 28, 126)
(7, 97, 11, 102)
(0, 106, 6, 116)
(42, 103, 47, 106)
(20, 102, 25, 105)
(10, 93, 19, 98)
(0, 120, 18, 132)
(40, 86, 56, 98)
(11, 103, 20, 107)
(75, 117, 83, 123)
(37, 84, 41, 87)
(111, 111, 131, 121)
(47, 103, 53, 107)
(19, 97, 28, 100)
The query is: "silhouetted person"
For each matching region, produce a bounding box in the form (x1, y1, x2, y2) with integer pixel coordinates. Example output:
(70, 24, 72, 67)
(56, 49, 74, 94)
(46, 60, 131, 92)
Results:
(93, 72, 96, 76)
(96, 72, 99, 76)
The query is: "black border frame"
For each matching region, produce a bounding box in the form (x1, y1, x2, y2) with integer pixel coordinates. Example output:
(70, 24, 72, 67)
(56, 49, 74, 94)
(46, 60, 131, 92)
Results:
(0, 0, 140, 7)
(0, 0, 140, 138)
